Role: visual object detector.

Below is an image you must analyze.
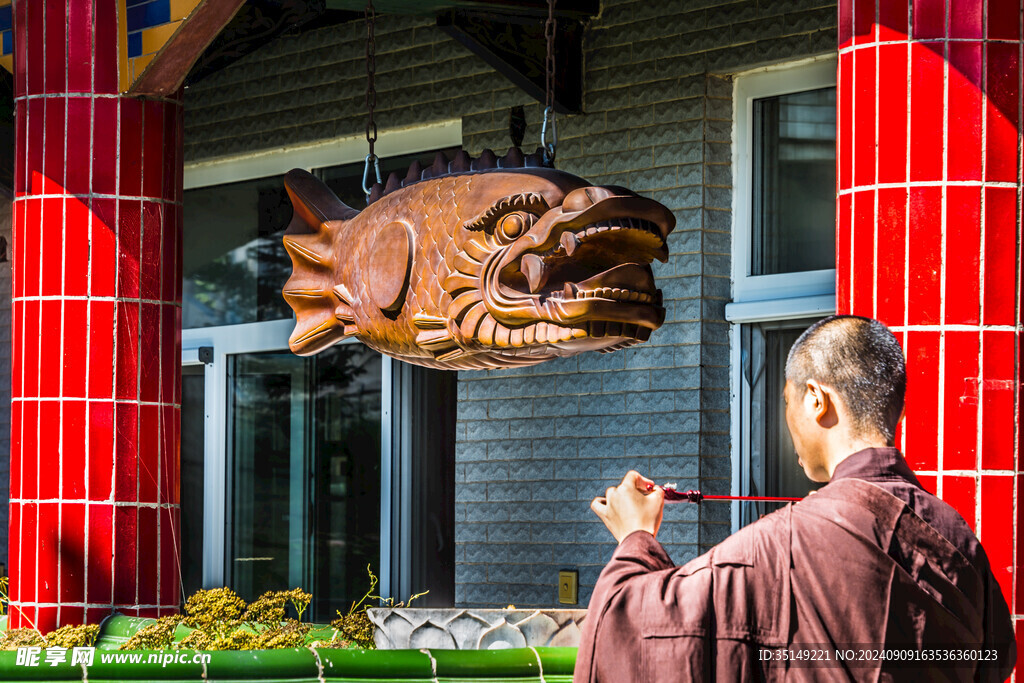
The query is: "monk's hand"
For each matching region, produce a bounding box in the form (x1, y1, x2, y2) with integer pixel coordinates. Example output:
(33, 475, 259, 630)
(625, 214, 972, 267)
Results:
(590, 470, 665, 543)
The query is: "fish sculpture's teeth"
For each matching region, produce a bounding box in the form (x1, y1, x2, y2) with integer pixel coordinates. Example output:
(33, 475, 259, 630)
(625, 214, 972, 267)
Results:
(477, 316, 497, 346)
(494, 323, 512, 347)
(510, 327, 525, 347)
(523, 324, 536, 345)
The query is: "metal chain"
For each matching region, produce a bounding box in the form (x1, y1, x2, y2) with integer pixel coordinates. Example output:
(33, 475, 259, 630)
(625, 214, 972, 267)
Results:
(544, 0, 555, 112)
(541, 0, 557, 165)
(363, 0, 382, 197)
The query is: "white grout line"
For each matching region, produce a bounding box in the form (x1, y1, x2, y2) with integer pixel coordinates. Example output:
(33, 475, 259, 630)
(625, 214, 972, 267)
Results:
(887, 324, 1021, 332)
(1013, 0, 1024, 624)
(839, 37, 1022, 55)
(977, 0, 990, 541)
(10, 499, 181, 508)
(84, 9, 95, 615)
(17, 92, 181, 104)
(13, 601, 174, 609)
(13, 193, 183, 206)
(110, 72, 120, 612)
(872, 13, 879, 321)
(137, 102, 145, 610)
(900, 0, 911, 457)
(11, 398, 182, 408)
(935, 0, 951, 501)
(34, 0, 44, 617)
(12, 296, 181, 306)
(838, 180, 1018, 195)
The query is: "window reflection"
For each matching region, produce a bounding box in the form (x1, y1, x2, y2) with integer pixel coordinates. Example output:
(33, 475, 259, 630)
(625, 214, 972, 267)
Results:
(228, 344, 381, 621)
(741, 320, 825, 526)
(751, 87, 836, 276)
(183, 177, 293, 328)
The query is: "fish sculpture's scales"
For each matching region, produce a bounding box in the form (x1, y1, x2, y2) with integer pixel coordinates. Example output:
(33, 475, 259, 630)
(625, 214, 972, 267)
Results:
(282, 148, 675, 370)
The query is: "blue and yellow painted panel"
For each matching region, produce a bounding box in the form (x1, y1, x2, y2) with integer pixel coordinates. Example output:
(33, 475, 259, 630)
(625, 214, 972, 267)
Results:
(0, 0, 202, 91)
(124, 0, 201, 87)
(0, 0, 12, 75)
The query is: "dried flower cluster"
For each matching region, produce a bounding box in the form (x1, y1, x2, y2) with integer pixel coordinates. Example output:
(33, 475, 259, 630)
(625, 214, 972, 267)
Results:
(0, 628, 46, 650)
(120, 586, 318, 652)
(43, 624, 100, 649)
(0, 624, 98, 650)
(122, 615, 183, 650)
(0, 574, 422, 653)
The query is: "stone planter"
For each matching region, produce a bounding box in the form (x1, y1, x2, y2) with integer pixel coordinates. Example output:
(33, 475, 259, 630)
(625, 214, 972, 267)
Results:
(367, 608, 587, 650)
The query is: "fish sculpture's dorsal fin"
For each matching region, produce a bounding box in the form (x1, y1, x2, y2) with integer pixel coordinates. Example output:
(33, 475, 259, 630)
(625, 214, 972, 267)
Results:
(282, 169, 359, 356)
(284, 169, 359, 230)
(366, 146, 554, 204)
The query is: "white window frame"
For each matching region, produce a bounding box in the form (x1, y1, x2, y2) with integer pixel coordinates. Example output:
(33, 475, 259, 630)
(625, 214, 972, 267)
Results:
(727, 58, 837, 532)
(179, 120, 462, 592)
(728, 56, 838, 313)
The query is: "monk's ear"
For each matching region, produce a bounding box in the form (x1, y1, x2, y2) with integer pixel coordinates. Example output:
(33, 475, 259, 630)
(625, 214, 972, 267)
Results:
(805, 380, 830, 424)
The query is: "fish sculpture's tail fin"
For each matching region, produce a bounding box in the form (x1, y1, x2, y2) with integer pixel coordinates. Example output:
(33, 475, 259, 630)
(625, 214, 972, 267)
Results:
(282, 169, 360, 356)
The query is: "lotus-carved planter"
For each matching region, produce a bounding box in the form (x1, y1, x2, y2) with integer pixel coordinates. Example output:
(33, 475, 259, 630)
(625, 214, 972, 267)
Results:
(367, 608, 587, 650)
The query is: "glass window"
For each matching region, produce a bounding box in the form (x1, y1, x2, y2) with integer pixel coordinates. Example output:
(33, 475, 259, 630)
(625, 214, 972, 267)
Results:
(739, 319, 825, 526)
(227, 343, 382, 621)
(730, 60, 838, 532)
(180, 365, 205, 600)
(751, 87, 836, 275)
(183, 176, 293, 328)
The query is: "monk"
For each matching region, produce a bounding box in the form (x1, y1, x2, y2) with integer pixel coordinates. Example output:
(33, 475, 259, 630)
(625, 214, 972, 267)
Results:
(574, 315, 1015, 682)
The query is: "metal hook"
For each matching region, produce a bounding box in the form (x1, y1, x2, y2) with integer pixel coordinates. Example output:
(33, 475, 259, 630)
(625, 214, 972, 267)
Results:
(362, 153, 382, 197)
(541, 105, 557, 165)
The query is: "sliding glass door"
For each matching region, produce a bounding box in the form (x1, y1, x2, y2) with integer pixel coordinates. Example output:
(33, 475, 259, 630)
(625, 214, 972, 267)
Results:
(181, 323, 383, 622)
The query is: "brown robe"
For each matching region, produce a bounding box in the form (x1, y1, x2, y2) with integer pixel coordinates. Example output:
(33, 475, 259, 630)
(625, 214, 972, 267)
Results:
(574, 450, 1015, 682)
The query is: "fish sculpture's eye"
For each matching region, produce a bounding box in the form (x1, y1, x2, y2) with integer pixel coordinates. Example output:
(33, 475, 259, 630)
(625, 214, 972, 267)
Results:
(496, 211, 537, 243)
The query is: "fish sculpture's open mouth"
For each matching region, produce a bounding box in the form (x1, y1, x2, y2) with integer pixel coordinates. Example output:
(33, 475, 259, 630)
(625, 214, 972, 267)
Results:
(472, 186, 675, 352)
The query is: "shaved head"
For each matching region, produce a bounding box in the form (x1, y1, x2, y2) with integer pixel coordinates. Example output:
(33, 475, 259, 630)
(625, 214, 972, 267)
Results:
(785, 315, 906, 444)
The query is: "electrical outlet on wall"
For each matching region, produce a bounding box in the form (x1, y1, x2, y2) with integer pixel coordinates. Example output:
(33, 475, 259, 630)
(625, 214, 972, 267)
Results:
(558, 569, 578, 605)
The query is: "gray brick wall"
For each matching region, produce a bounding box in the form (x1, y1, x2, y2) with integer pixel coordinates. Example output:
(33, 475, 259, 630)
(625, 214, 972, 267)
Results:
(183, 0, 836, 608)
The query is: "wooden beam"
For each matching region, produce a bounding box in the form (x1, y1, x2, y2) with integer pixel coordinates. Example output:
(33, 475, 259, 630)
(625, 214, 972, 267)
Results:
(437, 9, 584, 114)
(129, 0, 248, 97)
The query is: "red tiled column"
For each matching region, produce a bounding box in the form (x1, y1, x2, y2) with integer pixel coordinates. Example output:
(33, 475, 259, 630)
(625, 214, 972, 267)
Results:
(8, 0, 182, 631)
(838, 0, 1022, 664)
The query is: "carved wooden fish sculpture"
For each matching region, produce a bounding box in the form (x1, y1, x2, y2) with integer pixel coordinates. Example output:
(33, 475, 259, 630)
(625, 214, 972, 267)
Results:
(282, 148, 675, 370)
